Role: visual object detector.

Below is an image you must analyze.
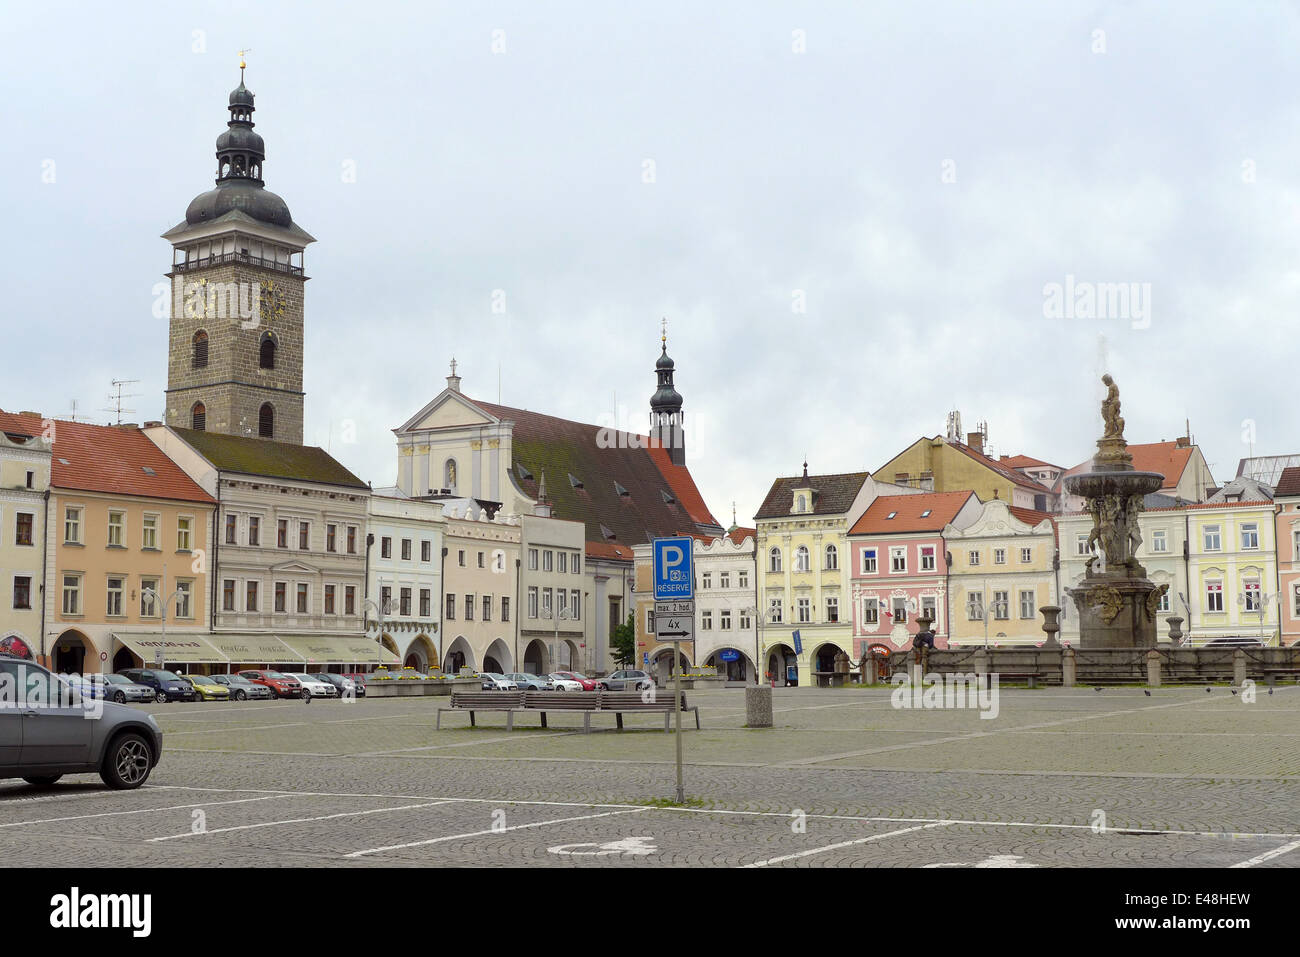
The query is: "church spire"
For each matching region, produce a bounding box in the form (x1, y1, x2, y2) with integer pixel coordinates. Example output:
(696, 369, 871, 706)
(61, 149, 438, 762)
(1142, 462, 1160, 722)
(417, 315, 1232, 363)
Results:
(650, 318, 685, 466)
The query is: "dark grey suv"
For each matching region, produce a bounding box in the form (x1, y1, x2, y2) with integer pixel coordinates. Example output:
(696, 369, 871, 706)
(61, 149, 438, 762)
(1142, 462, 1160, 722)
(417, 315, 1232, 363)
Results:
(0, 658, 164, 790)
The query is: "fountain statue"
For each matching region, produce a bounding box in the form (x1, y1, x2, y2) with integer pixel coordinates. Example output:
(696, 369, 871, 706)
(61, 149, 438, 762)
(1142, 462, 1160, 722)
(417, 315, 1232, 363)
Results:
(1064, 376, 1170, 648)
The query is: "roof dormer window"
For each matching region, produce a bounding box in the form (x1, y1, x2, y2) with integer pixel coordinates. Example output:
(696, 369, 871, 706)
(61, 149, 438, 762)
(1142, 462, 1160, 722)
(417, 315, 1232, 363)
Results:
(886, 511, 897, 519)
(568, 473, 583, 489)
(615, 481, 630, 497)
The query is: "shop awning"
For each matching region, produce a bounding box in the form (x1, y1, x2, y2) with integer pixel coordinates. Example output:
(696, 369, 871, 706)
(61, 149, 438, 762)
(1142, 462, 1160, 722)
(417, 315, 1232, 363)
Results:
(275, 633, 400, 666)
(205, 632, 301, 665)
(112, 632, 229, 665)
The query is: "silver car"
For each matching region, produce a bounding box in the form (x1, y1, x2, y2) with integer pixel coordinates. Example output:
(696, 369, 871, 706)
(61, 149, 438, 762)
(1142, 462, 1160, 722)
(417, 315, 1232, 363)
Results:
(596, 670, 654, 691)
(504, 673, 554, 691)
(0, 657, 163, 789)
(480, 672, 519, 691)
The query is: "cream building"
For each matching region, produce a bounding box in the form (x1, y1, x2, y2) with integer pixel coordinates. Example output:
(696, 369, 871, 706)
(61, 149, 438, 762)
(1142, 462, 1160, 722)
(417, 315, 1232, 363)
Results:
(519, 509, 587, 675)
(367, 489, 446, 671)
(1183, 501, 1279, 645)
(438, 500, 521, 675)
(0, 413, 53, 664)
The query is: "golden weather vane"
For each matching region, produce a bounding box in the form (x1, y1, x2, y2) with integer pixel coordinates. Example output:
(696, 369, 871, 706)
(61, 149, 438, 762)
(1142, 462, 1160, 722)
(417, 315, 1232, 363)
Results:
(238, 47, 251, 80)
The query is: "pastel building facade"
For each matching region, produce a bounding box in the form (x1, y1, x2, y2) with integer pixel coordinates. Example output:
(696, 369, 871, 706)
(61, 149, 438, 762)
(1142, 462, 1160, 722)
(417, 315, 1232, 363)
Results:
(438, 500, 521, 675)
(0, 413, 52, 664)
(367, 489, 446, 671)
(1276, 467, 1300, 646)
(1183, 501, 1279, 645)
(848, 491, 981, 653)
(943, 499, 1058, 647)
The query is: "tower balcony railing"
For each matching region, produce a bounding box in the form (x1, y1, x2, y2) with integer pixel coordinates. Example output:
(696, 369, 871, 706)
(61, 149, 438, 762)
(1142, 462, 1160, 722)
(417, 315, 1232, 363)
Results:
(173, 249, 304, 277)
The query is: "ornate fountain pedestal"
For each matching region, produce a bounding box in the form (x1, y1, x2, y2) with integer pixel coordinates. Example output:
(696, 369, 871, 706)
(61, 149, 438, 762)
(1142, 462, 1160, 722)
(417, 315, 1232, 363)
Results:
(1064, 386, 1170, 650)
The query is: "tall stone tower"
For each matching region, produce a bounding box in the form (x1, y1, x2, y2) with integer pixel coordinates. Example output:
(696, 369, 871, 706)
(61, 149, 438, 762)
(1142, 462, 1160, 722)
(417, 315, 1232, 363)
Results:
(649, 324, 686, 466)
(162, 63, 314, 444)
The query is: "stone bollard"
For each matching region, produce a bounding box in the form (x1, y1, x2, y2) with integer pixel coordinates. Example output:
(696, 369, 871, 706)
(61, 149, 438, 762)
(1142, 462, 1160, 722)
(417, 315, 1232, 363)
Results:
(745, 684, 774, 728)
(1233, 648, 1247, 687)
(972, 648, 988, 690)
(866, 653, 879, 686)
(1146, 650, 1161, 688)
(1062, 646, 1077, 687)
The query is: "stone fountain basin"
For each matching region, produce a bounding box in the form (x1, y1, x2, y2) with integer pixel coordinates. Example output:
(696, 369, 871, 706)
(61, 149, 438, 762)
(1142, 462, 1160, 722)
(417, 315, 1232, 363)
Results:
(1064, 470, 1165, 498)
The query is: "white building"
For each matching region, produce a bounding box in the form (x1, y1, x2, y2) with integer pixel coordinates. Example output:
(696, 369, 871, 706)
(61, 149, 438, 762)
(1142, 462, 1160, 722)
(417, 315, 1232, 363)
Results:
(367, 488, 446, 671)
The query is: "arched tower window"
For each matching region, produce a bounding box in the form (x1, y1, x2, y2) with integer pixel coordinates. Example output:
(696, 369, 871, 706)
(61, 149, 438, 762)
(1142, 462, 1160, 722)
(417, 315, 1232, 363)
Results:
(259, 332, 277, 369)
(258, 403, 274, 438)
(192, 331, 209, 369)
(191, 402, 206, 431)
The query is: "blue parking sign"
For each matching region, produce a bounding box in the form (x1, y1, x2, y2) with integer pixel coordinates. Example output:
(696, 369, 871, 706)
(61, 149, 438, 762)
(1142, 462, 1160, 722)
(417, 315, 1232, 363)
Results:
(653, 536, 694, 600)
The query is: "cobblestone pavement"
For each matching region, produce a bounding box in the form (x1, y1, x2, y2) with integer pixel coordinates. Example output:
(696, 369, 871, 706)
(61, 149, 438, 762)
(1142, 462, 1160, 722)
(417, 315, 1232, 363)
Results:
(2, 686, 1297, 867)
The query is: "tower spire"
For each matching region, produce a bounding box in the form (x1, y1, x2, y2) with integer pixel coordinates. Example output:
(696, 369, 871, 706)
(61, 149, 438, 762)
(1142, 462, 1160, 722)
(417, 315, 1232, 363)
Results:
(649, 319, 685, 466)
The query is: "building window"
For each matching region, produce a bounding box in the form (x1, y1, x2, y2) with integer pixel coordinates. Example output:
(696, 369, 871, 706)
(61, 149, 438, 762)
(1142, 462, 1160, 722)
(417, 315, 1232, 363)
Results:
(191, 402, 206, 431)
(458, 550, 466, 567)
(892, 598, 908, 624)
(192, 330, 209, 368)
(465, 594, 474, 620)
(824, 544, 838, 570)
(994, 548, 1006, 565)
(324, 584, 336, 615)
(527, 586, 538, 619)
(260, 333, 277, 370)
(222, 579, 236, 612)
(274, 582, 287, 613)
(106, 576, 124, 617)
(969, 550, 981, 567)
(298, 522, 309, 550)
(400, 588, 412, 617)
(1203, 525, 1221, 551)
(862, 599, 878, 625)
(444, 593, 456, 620)
(1241, 523, 1259, 550)
(570, 590, 580, 619)
(543, 550, 554, 572)
(826, 596, 839, 623)
(797, 597, 811, 623)
(739, 611, 751, 630)
(890, 547, 906, 573)
(573, 553, 581, 575)
(920, 546, 936, 572)
(1206, 581, 1223, 612)
(224, 513, 238, 545)
(646, 608, 655, 633)
(1157, 590, 1170, 613)
(248, 516, 260, 546)
(346, 526, 357, 554)
(794, 546, 810, 573)
(482, 595, 492, 621)
(558, 552, 568, 573)
(379, 586, 392, 616)
(701, 610, 713, 630)
(769, 597, 783, 623)
(528, 548, 538, 570)
(326, 524, 337, 552)
(1244, 579, 1262, 613)
(421, 540, 432, 562)
(177, 516, 193, 551)
(344, 586, 356, 616)
(861, 549, 877, 574)
(141, 578, 159, 617)
(477, 551, 485, 569)
(246, 581, 259, 612)
(103, 510, 124, 547)
(966, 592, 985, 621)
(719, 572, 730, 589)
(1151, 530, 1167, 553)
(738, 570, 748, 589)
(502, 596, 511, 622)
(15, 512, 34, 547)
(296, 583, 308, 614)
(541, 588, 553, 616)
(277, 519, 288, 548)
(702, 572, 712, 589)
(258, 403, 274, 438)
(1019, 589, 1035, 620)
(1076, 535, 1090, 556)
(720, 609, 732, 630)
(401, 539, 412, 561)
(993, 590, 1009, 620)
(921, 596, 937, 624)
(64, 507, 82, 544)
(419, 589, 431, 617)
(13, 576, 32, 610)
(176, 581, 193, 619)
(769, 547, 782, 573)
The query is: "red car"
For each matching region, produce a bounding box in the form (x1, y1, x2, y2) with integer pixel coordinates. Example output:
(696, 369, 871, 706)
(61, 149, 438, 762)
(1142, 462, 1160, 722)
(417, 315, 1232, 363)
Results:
(238, 669, 304, 699)
(551, 671, 598, 691)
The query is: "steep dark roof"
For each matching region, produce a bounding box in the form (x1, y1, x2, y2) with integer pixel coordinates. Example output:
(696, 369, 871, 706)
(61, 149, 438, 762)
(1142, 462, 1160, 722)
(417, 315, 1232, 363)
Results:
(171, 427, 367, 489)
(1274, 466, 1300, 497)
(470, 400, 720, 547)
(755, 472, 870, 520)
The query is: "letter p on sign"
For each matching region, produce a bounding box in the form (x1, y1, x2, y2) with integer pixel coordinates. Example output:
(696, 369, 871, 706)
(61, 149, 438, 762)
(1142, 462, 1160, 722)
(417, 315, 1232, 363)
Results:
(653, 536, 694, 600)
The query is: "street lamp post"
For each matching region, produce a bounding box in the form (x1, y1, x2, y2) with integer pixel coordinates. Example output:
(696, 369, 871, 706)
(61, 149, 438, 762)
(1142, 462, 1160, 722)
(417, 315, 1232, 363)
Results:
(539, 605, 572, 675)
(143, 565, 185, 674)
(363, 597, 388, 672)
(1237, 589, 1277, 645)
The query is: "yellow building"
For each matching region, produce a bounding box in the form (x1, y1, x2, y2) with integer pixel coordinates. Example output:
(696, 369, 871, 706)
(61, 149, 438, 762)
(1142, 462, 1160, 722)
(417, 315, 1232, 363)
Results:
(1185, 501, 1279, 645)
(878, 432, 1055, 511)
(0, 413, 53, 664)
(16, 417, 217, 674)
(943, 499, 1059, 647)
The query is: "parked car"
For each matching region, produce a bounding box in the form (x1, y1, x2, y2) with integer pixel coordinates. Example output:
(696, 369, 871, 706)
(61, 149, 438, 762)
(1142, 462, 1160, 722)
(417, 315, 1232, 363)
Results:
(312, 672, 358, 698)
(504, 673, 554, 691)
(480, 672, 519, 691)
(547, 674, 584, 692)
(118, 668, 198, 703)
(286, 673, 337, 698)
(339, 673, 370, 697)
(83, 673, 154, 704)
(238, 670, 304, 699)
(210, 673, 274, 701)
(550, 671, 597, 691)
(597, 670, 653, 691)
(181, 673, 231, 701)
(1, 659, 163, 789)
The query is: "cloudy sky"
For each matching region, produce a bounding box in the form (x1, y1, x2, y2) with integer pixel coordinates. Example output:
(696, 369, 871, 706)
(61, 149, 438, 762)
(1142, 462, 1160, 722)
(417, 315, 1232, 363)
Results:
(5, 1, 1298, 523)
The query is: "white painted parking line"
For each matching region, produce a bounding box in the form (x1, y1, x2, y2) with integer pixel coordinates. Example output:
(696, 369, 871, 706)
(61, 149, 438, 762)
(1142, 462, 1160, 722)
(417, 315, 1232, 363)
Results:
(148, 800, 455, 842)
(343, 807, 651, 859)
(744, 821, 953, 867)
(1230, 838, 1300, 868)
(0, 794, 290, 829)
(355, 731, 585, 756)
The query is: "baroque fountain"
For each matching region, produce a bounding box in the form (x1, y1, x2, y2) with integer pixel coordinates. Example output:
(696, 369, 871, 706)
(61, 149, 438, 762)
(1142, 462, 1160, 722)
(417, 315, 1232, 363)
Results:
(1064, 376, 1170, 648)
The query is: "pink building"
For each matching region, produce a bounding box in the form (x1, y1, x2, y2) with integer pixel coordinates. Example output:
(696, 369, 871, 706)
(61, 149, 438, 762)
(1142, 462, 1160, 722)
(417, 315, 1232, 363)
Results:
(1275, 467, 1300, 646)
(848, 491, 981, 653)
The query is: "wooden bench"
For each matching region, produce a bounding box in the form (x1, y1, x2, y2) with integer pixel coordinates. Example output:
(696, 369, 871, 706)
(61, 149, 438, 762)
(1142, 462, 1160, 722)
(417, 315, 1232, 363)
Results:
(597, 691, 700, 732)
(984, 671, 1047, 689)
(1258, 669, 1300, 687)
(435, 691, 523, 729)
(520, 691, 598, 729)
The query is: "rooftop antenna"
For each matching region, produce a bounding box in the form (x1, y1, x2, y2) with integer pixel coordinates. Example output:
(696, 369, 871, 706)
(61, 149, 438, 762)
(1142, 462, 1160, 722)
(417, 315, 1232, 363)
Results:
(101, 378, 141, 425)
(61, 399, 81, 423)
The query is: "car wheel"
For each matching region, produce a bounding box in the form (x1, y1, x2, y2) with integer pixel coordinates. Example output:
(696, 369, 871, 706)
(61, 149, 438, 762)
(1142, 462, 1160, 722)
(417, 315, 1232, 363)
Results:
(235, 689, 246, 701)
(597, 682, 608, 691)
(100, 733, 154, 790)
(301, 689, 311, 700)
(154, 690, 167, 703)
(22, 775, 62, 787)
(112, 691, 126, 704)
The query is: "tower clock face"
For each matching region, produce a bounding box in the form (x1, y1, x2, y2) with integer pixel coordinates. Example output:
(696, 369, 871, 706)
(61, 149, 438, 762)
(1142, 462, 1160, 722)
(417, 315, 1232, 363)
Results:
(259, 279, 287, 327)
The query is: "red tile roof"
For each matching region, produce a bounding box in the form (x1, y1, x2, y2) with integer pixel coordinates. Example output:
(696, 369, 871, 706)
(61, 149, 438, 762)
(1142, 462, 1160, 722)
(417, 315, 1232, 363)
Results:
(1276, 467, 1300, 497)
(1008, 506, 1055, 528)
(849, 491, 976, 535)
(0, 412, 214, 504)
(585, 541, 635, 561)
(999, 454, 1060, 471)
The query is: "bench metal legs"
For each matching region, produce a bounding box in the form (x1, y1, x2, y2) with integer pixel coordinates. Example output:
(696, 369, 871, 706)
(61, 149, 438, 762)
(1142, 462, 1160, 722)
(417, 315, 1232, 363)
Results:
(583, 713, 591, 733)
(469, 711, 476, 728)
(540, 712, 547, 729)
(505, 710, 512, 731)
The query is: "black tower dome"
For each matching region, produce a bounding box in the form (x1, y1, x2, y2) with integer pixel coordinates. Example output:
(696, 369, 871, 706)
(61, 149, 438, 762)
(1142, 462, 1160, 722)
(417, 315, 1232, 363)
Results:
(649, 323, 686, 465)
(184, 67, 294, 228)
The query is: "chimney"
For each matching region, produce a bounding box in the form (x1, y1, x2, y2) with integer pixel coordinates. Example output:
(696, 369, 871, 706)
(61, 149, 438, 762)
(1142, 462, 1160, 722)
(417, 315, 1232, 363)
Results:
(967, 431, 984, 454)
(143, 420, 163, 428)
(115, 423, 139, 431)
(1175, 436, 1190, 449)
